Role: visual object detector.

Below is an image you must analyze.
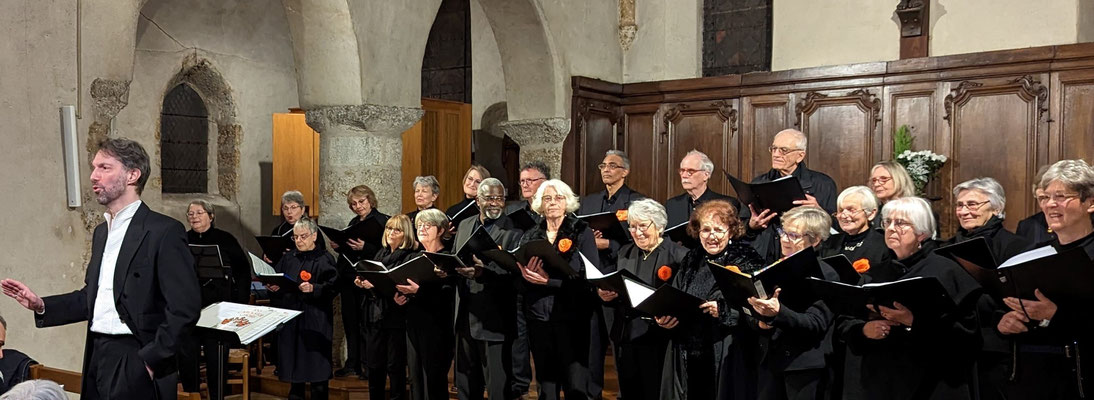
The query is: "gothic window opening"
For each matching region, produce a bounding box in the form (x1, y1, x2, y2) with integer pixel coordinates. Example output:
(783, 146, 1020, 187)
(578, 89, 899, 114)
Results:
(160, 83, 209, 193)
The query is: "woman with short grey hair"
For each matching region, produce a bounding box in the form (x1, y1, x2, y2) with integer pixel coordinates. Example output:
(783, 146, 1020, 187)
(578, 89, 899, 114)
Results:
(0, 379, 67, 400)
(822, 186, 890, 278)
(839, 197, 980, 399)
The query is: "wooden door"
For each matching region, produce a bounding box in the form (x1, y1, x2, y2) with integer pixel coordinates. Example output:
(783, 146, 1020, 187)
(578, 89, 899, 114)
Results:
(272, 111, 320, 218)
(401, 98, 473, 213)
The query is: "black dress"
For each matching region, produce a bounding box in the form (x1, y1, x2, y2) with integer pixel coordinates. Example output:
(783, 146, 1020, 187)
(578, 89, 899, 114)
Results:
(334, 210, 389, 374)
(609, 239, 688, 400)
(944, 216, 1032, 400)
(662, 240, 766, 400)
(838, 241, 981, 399)
(518, 215, 599, 400)
(820, 228, 892, 280)
(361, 246, 413, 400)
(270, 247, 339, 383)
(402, 246, 456, 400)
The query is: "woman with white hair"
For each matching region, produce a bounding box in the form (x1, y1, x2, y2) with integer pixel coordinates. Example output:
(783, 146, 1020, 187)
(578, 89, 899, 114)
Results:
(596, 198, 687, 400)
(944, 178, 1031, 400)
(997, 159, 1094, 399)
(821, 186, 890, 278)
(0, 379, 66, 400)
(518, 179, 599, 400)
(839, 197, 980, 400)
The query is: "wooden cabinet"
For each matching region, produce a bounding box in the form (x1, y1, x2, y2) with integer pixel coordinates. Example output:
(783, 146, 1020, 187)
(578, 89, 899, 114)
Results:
(271, 111, 320, 218)
(401, 98, 472, 213)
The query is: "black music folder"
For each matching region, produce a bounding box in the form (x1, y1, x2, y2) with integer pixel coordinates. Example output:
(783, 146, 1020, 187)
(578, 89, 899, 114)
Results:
(806, 276, 954, 319)
(708, 247, 823, 307)
(341, 254, 387, 272)
(662, 221, 697, 248)
(996, 246, 1094, 305)
(255, 273, 299, 292)
(726, 173, 807, 214)
(320, 217, 384, 249)
(423, 252, 468, 275)
(505, 208, 539, 232)
(514, 239, 578, 278)
(581, 252, 639, 295)
(448, 201, 481, 226)
(356, 255, 442, 297)
(457, 226, 522, 272)
(820, 254, 862, 285)
(255, 234, 293, 265)
(578, 211, 631, 243)
(623, 277, 704, 320)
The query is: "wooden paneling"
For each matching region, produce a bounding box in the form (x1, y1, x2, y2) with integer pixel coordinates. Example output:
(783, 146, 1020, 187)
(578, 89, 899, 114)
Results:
(621, 110, 659, 200)
(1051, 70, 1094, 164)
(272, 112, 320, 218)
(740, 94, 791, 182)
(401, 98, 472, 213)
(663, 100, 739, 199)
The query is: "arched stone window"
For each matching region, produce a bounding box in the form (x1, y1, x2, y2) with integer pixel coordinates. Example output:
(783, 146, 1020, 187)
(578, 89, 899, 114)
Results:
(160, 83, 209, 193)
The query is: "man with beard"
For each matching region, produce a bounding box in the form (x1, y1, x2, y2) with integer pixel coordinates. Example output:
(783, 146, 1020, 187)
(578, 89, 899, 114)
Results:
(2, 138, 200, 399)
(453, 178, 524, 400)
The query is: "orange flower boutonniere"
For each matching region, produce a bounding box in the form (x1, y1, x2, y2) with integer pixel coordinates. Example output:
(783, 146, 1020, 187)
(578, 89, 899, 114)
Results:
(724, 265, 742, 274)
(299, 270, 312, 282)
(853, 258, 871, 273)
(558, 238, 573, 253)
(616, 210, 629, 222)
(657, 265, 673, 281)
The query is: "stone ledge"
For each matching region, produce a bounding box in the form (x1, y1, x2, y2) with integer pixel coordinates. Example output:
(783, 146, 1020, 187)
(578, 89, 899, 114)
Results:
(305, 104, 424, 135)
(498, 117, 570, 146)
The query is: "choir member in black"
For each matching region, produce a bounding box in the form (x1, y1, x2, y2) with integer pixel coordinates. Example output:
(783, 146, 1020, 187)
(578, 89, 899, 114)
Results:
(504, 161, 549, 398)
(517, 179, 599, 400)
(407, 176, 440, 243)
(1015, 165, 1057, 244)
(595, 199, 687, 400)
(821, 186, 891, 274)
(747, 206, 841, 400)
(839, 197, 980, 399)
(180, 200, 252, 400)
(944, 178, 1032, 400)
(447, 164, 489, 226)
(747, 129, 838, 263)
(452, 178, 523, 400)
(578, 150, 646, 398)
(397, 208, 456, 400)
(266, 218, 339, 400)
(656, 200, 765, 400)
(665, 150, 743, 228)
(266, 190, 324, 261)
(331, 185, 390, 379)
(998, 159, 1094, 399)
(354, 214, 418, 400)
(867, 161, 916, 231)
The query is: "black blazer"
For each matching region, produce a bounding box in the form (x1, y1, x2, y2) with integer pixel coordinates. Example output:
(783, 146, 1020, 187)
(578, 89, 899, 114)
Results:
(665, 188, 743, 228)
(453, 216, 524, 341)
(577, 184, 646, 271)
(748, 162, 839, 263)
(36, 203, 201, 385)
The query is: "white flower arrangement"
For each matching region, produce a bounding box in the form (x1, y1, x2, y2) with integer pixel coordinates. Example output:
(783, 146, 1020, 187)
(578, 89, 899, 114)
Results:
(896, 149, 947, 195)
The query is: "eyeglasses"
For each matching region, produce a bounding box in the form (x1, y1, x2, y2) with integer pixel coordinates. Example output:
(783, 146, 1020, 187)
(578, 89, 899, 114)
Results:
(541, 195, 568, 204)
(776, 227, 811, 243)
(699, 226, 729, 238)
(519, 177, 545, 187)
(954, 200, 990, 211)
(627, 221, 656, 234)
(869, 176, 892, 185)
(417, 224, 437, 232)
(598, 163, 624, 171)
(281, 204, 302, 212)
(882, 218, 914, 231)
(465, 176, 483, 186)
(679, 168, 706, 177)
(1037, 192, 1081, 205)
(833, 208, 867, 218)
(186, 210, 207, 217)
(291, 233, 312, 241)
(479, 195, 506, 202)
(768, 146, 804, 155)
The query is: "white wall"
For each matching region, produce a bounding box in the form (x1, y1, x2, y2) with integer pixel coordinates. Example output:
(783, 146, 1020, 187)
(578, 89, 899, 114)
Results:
(932, 0, 1080, 56)
(623, 0, 703, 83)
(772, 0, 901, 71)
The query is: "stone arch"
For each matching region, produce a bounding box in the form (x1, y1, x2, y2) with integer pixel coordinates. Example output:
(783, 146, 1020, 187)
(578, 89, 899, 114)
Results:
(162, 54, 242, 200)
(475, 0, 567, 120)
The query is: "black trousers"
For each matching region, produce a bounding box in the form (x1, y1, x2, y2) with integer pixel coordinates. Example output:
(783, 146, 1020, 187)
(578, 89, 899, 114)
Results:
(511, 294, 533, 395)
(338, 276, 365, 371)
(288, 381, 328, 400)
(85, 333, 172, 400)
(178, 335, 230, 400)
(365, 324, 408, 400)
(587, 307, 608, 400)
(1004, 349, 1085, 400)
(455, 328, 513, 400)
(527, 318, 592, 400)
(758, 367, 826, 400)
(407, 326, 454, 400)
(614, 337, 668, 400)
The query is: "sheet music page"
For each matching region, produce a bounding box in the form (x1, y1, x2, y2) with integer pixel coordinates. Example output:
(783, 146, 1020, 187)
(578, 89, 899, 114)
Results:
(249, 252, 276, 275)
(197, 302, 301, 345)
(581, 252, 604, 279)
(623, 277, 655, 308)
(998, 245, 1058, 269)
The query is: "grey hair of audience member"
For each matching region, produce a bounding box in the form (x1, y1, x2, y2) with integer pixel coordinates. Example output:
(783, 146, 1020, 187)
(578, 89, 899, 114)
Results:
(781, 206, 832, 242)
(605, 150, 631, 170)
(627, 199, 668, 231)
(881, 197, 937, 240)
(281, 190, 305, 207)
(0, 379, 68, 400)
(684, 150, 715, 174)
(837, 186, 879, 215)
(1040, 159, 1094, 201)
(531, 179, 581, 214)
(188, 199, 215, 219)
(952, 177, 1007, 218)
(413, 175, 441, 195)
(774, 129, 808, 150)
(293, 217, 319, 235)
(520, 161, 551, 180)
(477, 178, 507, 198)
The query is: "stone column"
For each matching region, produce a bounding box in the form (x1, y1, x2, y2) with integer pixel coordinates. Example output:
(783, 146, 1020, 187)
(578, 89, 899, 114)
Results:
(498, 117, 571, 181)
(305, 104, 424, 228)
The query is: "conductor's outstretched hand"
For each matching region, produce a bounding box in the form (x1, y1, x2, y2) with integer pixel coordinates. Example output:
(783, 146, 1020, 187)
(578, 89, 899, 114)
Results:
(1, 279, 44, 312)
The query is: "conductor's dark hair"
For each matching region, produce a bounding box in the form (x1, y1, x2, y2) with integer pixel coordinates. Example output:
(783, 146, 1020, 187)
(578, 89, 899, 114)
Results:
(97, 138, 151, 194)
(520, 161, 551, 180)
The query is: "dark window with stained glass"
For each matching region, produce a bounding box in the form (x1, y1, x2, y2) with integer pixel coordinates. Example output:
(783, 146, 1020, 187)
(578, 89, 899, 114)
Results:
(421, 0, 471, 102)
(160, 83, 209, 193)
(703, 0, 772, 77)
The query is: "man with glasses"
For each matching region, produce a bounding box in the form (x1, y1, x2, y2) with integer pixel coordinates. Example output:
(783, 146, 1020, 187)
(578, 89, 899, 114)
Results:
(452, 178, 524, 400)
(503, 161, 549, 398)
(746, 129, 838, 263)
(577, 150, 646, 399)
(665, 150, 744, 230)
